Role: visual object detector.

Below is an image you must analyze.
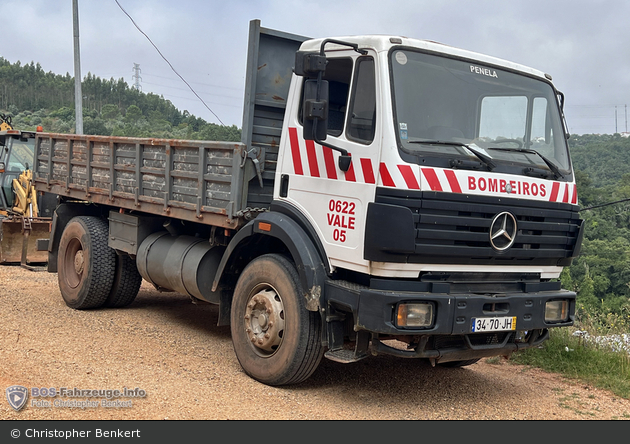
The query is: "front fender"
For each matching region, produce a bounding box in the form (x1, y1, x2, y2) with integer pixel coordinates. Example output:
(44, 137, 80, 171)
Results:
(212, 212, 328, 311)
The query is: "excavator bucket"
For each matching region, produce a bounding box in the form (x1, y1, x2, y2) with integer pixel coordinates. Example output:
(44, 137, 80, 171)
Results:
(0, 216, 51, 267)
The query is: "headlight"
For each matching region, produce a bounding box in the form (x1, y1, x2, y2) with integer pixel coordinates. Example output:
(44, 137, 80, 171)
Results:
(396, 302, 434, 328)
(545, 300, 569, 323)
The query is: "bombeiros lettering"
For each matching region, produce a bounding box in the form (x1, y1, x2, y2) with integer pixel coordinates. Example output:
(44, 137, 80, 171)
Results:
(468, 176, 546, 197)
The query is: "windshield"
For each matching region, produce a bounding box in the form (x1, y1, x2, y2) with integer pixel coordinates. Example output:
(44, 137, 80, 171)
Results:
(390, 49, 571, 174)
(6, 138, 35, 172)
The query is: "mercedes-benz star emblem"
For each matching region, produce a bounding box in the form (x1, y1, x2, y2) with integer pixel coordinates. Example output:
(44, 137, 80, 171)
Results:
(490, 212, 517, 251)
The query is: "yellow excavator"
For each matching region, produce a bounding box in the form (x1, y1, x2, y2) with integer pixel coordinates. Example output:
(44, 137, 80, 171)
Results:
(0, 114, 55, 269)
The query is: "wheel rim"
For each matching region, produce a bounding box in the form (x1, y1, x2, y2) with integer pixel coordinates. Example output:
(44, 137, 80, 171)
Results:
(63, 238, 84, 289)
(244, 286, 285, 357)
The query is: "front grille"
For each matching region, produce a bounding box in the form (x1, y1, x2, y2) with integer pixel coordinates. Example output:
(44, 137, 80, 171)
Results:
(375, 188, 581, 266)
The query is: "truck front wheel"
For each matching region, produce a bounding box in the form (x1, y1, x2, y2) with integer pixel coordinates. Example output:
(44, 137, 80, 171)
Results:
(57, 216, 116, 309)
(230, 254, 324, 386)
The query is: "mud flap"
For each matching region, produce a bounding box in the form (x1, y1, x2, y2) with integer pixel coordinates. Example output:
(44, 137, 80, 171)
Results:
(0, 217, 51, 267)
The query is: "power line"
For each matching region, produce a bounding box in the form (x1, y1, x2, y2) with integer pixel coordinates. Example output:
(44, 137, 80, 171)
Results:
(580, 197, 630, 212)
(142, 72, 242, 91)
(142, 80, 241, 100)
(114, 0, 225, 126)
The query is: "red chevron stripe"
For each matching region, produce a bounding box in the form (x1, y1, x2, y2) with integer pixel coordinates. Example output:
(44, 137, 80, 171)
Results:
(323, 146, 337, 179)
(379, 163, 395, 187)
(549, 182, 560, 202)
(400, 165, 420, 189)
(288, 127, 303, 175)
(305, 139, 320, 178)
(444, 170, 462, 193)
(361, 158, 375, 184)
(420, 168, 441, 191)
(562, 183, 569, 203)
(345, 155, 356, 182)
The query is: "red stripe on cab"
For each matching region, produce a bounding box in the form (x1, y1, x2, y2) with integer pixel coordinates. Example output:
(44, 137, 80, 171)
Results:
(379, 163, 395, 187)
(361, 158, 376, 184)
(562, 184, 570, 203)
(323, 146, 337, 180)
(288, 127, 304, 175)
(549, 182, 560, 202)
(305, 139, 320, 177)
(399, 165, 420, 189)
(444, 170, 462, 193)
(420, 168, 441, 191)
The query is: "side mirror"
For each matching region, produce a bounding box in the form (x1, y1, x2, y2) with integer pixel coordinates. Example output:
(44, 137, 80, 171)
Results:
(294, 51, 327, 78)
(302, 79, 329, 142)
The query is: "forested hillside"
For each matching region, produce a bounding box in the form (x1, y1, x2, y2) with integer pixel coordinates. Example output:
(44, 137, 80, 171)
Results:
(564, 134, 630, 330)
(0, 57, 240, 141)
(569, 134, 630, 188)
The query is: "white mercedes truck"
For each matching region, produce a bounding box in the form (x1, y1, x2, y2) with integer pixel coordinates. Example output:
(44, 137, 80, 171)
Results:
(33, 20, 583, 386)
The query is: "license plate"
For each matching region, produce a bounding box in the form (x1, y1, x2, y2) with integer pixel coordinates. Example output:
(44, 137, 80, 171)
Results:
(471, 316, 516, 333)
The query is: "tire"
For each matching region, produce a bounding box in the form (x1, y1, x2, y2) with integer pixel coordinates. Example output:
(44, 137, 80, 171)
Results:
(438, 358, 481, 368)
(230, 254, 324, 386)
(104, 253, 142, 308)
(57, 216, 116, 310)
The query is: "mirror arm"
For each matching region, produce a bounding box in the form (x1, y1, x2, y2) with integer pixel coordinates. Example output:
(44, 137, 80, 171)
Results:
(312, 120, 352, 172)
(319, 39, 368, 57)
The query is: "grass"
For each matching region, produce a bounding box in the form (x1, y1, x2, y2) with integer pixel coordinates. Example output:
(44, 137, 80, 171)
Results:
(509, 326, 630, 399)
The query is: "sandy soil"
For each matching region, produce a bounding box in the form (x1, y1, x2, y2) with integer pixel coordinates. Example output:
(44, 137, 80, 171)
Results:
(1, 264, 629, 420)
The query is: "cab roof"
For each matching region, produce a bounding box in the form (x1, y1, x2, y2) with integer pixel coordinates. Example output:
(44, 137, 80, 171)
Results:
(299, 35, 550, 82)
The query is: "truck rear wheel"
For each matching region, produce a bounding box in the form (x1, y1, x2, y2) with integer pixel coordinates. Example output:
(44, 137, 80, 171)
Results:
(57, 216, 116, 310)
(105, 254, 142, 308)
(230, 254, 324, 386)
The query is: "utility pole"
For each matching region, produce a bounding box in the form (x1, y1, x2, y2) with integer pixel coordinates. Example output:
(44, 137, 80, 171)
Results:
(72, 0, 83, 134)
(132, 63, 142, 91)
(615, 106, 618, 134)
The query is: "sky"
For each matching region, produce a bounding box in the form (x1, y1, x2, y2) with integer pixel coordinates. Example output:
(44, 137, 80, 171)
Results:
(2, 0, 630, 135)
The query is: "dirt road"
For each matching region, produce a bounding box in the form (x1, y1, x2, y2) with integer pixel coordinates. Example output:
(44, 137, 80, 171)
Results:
(1, 265, 629, 420)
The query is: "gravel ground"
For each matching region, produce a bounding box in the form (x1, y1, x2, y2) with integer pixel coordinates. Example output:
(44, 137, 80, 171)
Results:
(1, 264, 629, 421)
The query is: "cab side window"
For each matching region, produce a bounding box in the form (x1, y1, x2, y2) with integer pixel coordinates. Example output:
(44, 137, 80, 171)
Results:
(322, 58, 353, 137)
(298, 58, 353, 137)
(346, 57, 376, 144)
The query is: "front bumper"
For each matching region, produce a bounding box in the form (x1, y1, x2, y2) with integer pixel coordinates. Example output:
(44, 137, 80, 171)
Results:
(324, 280, 576, 363)
(355, 288, 575, 336)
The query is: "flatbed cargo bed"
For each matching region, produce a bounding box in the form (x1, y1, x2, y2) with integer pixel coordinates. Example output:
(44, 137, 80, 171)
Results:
(33, 134, 246, 229)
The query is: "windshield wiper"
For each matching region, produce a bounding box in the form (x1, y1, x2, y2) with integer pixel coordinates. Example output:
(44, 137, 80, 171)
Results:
(486, 147, 564, 180)
(408, 140, 496, 170)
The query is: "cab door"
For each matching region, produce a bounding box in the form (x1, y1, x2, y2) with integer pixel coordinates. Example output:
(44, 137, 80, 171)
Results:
(276, 51, 380, 275)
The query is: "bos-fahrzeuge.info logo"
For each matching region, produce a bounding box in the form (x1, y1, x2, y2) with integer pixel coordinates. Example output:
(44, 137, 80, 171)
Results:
(6, 385, 146, 411)
(6, 385, 28, 411)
